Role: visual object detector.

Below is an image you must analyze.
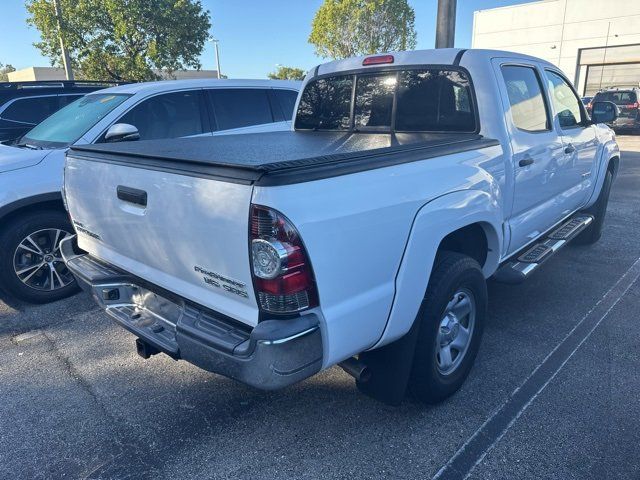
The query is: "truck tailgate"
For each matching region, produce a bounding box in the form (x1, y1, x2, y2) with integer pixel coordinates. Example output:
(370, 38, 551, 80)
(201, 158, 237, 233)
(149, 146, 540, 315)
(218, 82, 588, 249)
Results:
(64, 154, 259, 326)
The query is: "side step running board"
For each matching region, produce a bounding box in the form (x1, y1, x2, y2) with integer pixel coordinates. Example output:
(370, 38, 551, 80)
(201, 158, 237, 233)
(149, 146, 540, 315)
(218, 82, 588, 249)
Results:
(493, 214, 593, 284)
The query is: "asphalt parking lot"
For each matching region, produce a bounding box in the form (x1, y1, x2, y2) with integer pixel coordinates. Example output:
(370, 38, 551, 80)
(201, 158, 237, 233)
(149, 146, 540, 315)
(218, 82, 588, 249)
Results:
(1, 136, 639, 480)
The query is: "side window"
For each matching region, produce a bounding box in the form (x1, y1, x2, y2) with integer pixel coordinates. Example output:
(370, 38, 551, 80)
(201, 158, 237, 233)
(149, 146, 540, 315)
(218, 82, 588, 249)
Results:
(546, 70, 583, 128)
(0, 96, 61, 124)
(273, 89, 298, 121)
(117, 91, 204, 140)
(274, 90, 298, 121)
(501, 65, 550, 132)
(208, 89, 273, 131)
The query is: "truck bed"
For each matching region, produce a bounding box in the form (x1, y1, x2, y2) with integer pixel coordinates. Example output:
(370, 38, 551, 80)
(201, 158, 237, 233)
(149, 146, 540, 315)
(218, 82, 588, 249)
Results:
(70, 131, 499, 186)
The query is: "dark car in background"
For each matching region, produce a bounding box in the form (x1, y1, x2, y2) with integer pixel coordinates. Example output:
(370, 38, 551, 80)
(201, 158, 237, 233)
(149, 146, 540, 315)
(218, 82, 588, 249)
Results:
(592, 88, 640, 134)
(0, 81, 121, 143)
(581, 96, 593, 107)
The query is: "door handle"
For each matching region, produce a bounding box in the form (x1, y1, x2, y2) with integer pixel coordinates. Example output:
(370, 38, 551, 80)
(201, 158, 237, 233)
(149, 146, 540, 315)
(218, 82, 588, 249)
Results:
(564, 144, 576, 154)
(117, 185, 147, 207)
(518, 157, 534, 167)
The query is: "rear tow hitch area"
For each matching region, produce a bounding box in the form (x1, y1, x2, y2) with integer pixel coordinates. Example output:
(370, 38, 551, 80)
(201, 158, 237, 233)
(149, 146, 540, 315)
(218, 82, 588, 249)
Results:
(135, 339, 161, 359)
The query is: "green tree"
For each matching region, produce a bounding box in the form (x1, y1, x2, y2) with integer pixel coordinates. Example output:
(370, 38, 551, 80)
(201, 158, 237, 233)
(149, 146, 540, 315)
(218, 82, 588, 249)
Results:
(309, 0, 417, 59)
(0, 63, 16, 82)
(267, 66, 306, 81)
(26, 0, 211, 82)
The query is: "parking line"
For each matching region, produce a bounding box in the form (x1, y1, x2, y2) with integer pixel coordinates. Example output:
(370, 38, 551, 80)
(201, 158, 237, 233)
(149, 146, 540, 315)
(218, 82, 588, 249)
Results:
(433, 257, 640, 480)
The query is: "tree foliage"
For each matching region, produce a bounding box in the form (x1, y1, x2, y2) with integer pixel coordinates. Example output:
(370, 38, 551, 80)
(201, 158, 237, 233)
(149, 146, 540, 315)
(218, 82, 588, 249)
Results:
(25, 0, 211, 82)
(0, 63, 16, 82)
(309, 0, 417, 59)
(267, 66, 306, 81)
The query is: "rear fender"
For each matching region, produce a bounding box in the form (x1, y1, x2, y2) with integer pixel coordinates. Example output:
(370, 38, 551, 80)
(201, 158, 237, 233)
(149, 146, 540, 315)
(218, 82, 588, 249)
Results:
(372, 189, 503, 349)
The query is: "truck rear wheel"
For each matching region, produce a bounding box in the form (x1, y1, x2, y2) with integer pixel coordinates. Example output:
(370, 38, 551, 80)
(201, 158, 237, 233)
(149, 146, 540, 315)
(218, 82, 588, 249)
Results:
(408, 251, 487, 404)
(0, 210, 79, 303)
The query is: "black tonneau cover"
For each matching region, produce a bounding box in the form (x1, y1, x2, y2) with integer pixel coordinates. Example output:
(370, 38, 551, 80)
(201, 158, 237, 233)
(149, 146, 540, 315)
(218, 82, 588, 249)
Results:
(70, 131, 499, 186)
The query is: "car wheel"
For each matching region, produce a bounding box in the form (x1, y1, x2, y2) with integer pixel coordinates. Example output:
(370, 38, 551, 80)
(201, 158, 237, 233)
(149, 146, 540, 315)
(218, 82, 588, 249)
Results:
(575, 169, 613, 245)
(408, 251, 487, 404)
(0, 210, 79, 303)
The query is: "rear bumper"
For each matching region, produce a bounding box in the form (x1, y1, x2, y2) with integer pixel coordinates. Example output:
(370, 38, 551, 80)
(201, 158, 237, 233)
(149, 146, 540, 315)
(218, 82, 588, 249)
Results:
(60, 236, 323, 390)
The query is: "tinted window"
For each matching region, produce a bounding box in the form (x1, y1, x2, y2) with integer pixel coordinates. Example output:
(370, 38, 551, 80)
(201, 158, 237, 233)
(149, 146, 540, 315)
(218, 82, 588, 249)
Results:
(59, 94, 84, 108)
(22, 93, 130, 147)
(295, 75, 353, 130)
(117, 91, 204, 140)
(354, 73, 395, 129)
(546, 70, 583, 128)
(274, 89, 298, 120)
(396, 70, 475, 132)
(295, 69, 476, 133)
(501, 66, 549, 132)
(1, 96, 60, 124)
(209, 89, 273, 131)
(593, 90, 637, 105)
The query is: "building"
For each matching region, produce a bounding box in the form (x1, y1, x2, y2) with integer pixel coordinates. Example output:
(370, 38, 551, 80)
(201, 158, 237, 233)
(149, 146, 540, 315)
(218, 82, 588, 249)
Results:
(7, 66, 220, 82)
(472, 0, 640, 95)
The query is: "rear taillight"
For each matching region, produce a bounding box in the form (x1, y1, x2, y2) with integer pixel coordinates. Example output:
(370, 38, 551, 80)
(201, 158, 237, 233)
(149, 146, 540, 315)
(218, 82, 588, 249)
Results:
(250, 204, 318, 314)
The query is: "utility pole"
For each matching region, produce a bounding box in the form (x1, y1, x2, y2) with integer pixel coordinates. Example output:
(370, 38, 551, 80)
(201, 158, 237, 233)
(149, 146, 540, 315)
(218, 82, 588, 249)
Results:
(435, 0, 457, 49)
(208, 37, 222, 79)
(53, 0, 74, 80)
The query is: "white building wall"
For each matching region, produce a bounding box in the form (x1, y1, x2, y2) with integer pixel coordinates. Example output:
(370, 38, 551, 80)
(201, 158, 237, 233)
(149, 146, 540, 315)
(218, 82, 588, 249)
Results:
(473, 0, 640, 93)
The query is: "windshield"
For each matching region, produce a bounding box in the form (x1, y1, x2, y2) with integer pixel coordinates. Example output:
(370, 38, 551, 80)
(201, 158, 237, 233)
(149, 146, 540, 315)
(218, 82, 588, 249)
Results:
(593, 91, 637, 105)
(20, 93, 131, 148)
(295, 68, 476, 133)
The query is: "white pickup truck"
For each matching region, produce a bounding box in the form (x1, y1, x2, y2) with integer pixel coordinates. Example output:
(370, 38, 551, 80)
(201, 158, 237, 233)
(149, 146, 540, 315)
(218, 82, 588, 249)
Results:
(61, 49, 620, 405)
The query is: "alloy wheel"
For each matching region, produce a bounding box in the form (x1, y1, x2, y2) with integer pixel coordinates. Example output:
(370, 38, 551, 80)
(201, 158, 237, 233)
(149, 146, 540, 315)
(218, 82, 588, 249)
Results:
(13, 228, 75, 291)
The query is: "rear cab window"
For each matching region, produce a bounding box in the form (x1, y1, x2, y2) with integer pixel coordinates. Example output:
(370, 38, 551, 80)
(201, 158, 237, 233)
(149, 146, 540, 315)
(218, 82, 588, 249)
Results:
(593, 90, 637, 105)
(295, 67, 477, 133)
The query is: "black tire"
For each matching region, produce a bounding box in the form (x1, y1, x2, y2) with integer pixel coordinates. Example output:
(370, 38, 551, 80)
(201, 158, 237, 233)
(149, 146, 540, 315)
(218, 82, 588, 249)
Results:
(575, 169, 613, 245)
(0, 209, 79, 303)
(408, 251, 487, 404)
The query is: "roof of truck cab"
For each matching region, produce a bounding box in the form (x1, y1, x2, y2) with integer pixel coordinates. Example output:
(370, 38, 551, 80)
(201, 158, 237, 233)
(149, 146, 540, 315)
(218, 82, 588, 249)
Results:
(311, 48, 558, 78)
(86, 79, 301, 96)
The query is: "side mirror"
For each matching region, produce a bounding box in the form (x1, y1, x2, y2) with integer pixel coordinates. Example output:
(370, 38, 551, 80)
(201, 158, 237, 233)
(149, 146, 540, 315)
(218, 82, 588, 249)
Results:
(104, 123, 140, 143)
(590, 101, 619, 124)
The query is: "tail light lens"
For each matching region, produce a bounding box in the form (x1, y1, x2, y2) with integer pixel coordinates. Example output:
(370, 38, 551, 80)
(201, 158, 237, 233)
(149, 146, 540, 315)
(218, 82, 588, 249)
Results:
(362, 54, 394, 66)
(250, 204, 318, 314)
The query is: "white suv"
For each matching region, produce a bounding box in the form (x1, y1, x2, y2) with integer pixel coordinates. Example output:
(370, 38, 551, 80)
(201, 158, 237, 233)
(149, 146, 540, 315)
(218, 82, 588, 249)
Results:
(0, 79, 300, 303)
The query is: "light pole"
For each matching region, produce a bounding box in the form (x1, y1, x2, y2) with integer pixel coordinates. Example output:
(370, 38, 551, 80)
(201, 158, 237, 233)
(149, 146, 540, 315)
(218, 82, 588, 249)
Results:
(53, 0, 74, 80)
(208, 37, 222, 79)
(435, 0, 457, 49)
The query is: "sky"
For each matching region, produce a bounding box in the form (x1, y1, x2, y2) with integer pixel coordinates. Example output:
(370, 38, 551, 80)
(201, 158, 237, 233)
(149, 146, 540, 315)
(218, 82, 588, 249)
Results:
(0, 0, 537, 79)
